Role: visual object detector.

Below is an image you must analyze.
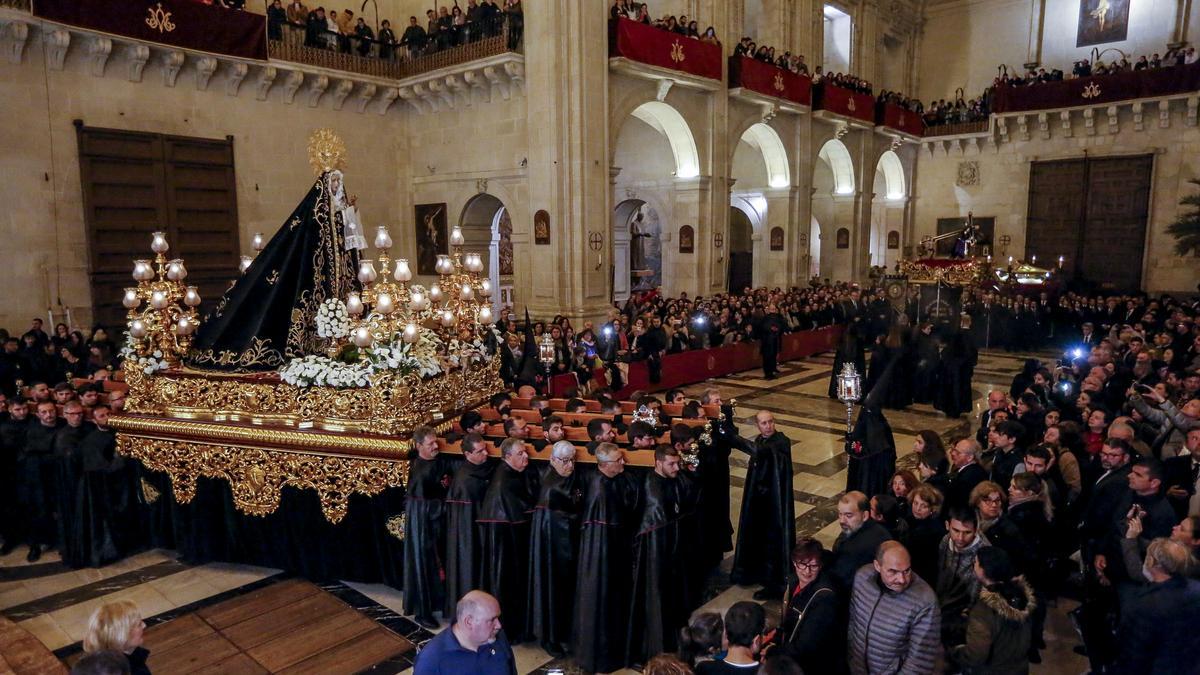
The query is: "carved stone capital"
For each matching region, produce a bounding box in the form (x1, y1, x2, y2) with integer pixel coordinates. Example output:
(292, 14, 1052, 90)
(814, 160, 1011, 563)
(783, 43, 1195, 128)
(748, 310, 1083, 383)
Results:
(280, 69, 304, 104)
(44, 29, 70, 71)
(126, 43, 150, 82)
(194, 56, 218, 91)
(161, 50, 185, 87)
(255, 65, 277, 101)
(3, 20, 30, 65)
(226, 62, 249, 96)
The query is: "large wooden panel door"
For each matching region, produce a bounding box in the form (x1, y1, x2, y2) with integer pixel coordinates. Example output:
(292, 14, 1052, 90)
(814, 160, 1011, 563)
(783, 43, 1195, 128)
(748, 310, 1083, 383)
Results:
(1079, 156, 1152, 291)
(1025, 155, 1152, 292)
(77, 124, 239, 329)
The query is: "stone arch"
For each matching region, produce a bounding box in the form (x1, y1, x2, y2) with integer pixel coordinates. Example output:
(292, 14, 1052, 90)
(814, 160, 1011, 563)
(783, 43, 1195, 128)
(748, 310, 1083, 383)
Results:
(627, 101, 701, 178)
(875, 149, 906, 200)
(739, 123, 790, 188)
(817, 138, 855, 195)
(728, 205, 754, 293)
(459, 193, 509, 311)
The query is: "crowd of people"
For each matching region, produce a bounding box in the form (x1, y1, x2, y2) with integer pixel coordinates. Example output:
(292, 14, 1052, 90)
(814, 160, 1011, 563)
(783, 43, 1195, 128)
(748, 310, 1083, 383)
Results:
(268, 0, 524, 60)
(610, 1, 721, 44)
(732, 38, 810, 76)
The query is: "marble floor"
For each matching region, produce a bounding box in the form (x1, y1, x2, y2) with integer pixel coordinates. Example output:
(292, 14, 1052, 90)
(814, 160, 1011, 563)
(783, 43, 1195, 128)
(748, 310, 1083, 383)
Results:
(0, 349, 1089, 674)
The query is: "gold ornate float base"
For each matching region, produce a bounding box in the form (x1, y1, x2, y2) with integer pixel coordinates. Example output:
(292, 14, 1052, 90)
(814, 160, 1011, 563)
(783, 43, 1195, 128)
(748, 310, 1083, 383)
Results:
(114, 416, 410, 524)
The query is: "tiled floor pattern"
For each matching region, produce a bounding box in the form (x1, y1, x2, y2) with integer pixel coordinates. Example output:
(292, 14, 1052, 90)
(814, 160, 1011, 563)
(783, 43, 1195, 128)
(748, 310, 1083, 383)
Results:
(0, 349, 1088, 674)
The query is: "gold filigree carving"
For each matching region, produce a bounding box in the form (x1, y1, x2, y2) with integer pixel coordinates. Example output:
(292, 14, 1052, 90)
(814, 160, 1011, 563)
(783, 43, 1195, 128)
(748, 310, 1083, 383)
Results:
(189, 336, 284, 370)
(308, 128, 347, 175)
(899, 259, 983, 286)
(145, 3, 176, 34)
(385, 513, 406, 541)
(773, 73, 785, 92)
(118, 435, 408, 524)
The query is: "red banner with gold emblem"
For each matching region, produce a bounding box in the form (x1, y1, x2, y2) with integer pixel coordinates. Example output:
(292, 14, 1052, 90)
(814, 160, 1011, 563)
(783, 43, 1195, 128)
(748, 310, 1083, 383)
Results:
(876, 102, 925, 136)
(992, 62, 1200, 113)
(728, 56, 812, 105)
(34, 0, 267, 60)
(813, 82, 875, 124)
(609, 18, 722, 81)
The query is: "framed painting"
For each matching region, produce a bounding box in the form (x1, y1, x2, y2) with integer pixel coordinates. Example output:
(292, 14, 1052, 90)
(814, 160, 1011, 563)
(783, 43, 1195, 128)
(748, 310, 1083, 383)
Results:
(414, 203, 447, 275)
(1076, 0, 1129, 47)
(836, 227, 850, 249)
(769, 226, 784, 251)
(534, 209, 551, 245)
(679, 225, 695, 253)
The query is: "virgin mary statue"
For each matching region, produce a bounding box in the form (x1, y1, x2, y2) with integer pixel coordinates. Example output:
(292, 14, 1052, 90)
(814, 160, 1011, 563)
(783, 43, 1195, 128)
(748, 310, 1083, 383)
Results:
(189, 130, 367, 371)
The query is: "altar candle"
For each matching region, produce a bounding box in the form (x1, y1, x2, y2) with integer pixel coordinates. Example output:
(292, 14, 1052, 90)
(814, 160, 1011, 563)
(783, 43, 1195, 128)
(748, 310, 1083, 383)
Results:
(252, 232, 265, 251)
(346, 293, 364, 317)
(376, 292, 395, 315)
(409, 291, 426, 311)
(122, 288, 141, 309)
(479, 306, 493, 323)
(130, 320, 147, 338)
(394, 259, 413, 282)
(480, 279, 493, 298)
(402, 323, 419, 343)
(450, 226, 465, 247)
(150, 290, 169, 310)
(353, 326, 373, 348)
(429, 284, 443, 303)
(150, 231, 169, 254)
(374, 227, 393, 250)
(184, 286, 202, 307)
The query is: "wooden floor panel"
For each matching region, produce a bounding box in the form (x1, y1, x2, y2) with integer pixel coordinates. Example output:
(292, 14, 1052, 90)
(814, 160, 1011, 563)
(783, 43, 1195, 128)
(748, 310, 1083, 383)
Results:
(146, 630, 241, 674)
(142, 614, 214, 655)
(189, 653, 270, 675)
(276, 627, 412, 675)
(197, 579, 321, 631)
(245, 607, 375, 672)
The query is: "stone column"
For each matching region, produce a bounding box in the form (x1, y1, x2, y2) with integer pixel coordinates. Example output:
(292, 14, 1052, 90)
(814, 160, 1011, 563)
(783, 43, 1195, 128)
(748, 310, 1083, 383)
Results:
(852, 0, 880, 85)
(1025, 0, 1047, 68)
(762, 186, 794, 287)
(672, 176, 715, 296)
(522, 1, 611, 321)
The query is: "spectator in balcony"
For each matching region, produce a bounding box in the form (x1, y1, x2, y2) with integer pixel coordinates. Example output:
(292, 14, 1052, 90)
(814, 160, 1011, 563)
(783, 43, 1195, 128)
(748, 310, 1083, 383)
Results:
(354, 18, 374, 57)
(267, 0, 287, 40)
(451, 6, 467, 45)
(436, 6, 454, 50)
(401, 16, 427, 59)
(686, 20, 700, 39)
(700, 26, 718, 45)
(504, 0, 522, 50)
(1150, 53, 1162, 68)
(325, 10, 341, 50)
(304, 7, 327, 48)
(287, 0, 308, 24)
(1186, 47, 1198, 64)
(378, 20, 396, 59)
(336, 9, 355, 52)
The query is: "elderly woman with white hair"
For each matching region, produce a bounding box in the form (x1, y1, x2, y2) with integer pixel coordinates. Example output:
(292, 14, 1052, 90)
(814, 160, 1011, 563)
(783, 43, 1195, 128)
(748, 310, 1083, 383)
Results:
(527, 440, 585, 657)
(83, 600, 149, 675)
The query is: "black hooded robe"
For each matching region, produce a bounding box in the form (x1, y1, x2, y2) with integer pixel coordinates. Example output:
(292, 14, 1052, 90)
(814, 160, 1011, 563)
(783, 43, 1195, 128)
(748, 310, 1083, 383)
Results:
(846, 361, 898, 497)
(18, 420, 63, 549)
(828, 329, 866, 399)
(572, 469, 639, 674)
(70, 426, 140, 568)
(527, 468, 584, 653)
(477, 462, 537, 642)
(626, 471, 690, 663)
(933, 329, 975, 418)
(729, 430, 795, 594)
(401, 453, 456, 621)
(443, 458, 496, 616)
(52, 423, 90, 565)
(190, 170, 361, 371)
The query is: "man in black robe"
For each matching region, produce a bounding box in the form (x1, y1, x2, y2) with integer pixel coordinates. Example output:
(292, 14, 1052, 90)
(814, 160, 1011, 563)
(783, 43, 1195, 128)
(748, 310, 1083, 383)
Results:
(627, 444, 688, 663)
(477, 437, 537, 642)
(443, 432, 494, 618)
(70, 406, 137, 568)
(727, 410, 795, 599)
(402, 425, 456, 629)
(845, 361, 898, 497)
(52, 401, 89, 566)
(572, 442, 638, 673)
(18, 401, 63, 561)
(527, 441, 584, 657)
(758, 304, 785, 380)
(672, 422, 728, 594)
(0, 398, 31, 554)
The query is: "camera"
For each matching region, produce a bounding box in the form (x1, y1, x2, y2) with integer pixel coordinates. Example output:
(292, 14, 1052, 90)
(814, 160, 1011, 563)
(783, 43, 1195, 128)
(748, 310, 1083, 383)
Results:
(602, 325, 613, 337)
(692, 315, 707, 326)
(1055, 380, 1073, 396)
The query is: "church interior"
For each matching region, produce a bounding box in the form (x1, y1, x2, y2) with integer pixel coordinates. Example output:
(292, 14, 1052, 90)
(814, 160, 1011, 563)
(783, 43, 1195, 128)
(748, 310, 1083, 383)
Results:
(1, 0, 1200, 673)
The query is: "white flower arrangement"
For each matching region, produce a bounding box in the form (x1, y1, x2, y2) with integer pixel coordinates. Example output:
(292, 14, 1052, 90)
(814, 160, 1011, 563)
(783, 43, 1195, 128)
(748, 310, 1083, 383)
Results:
(120, 334, 169, 375)
(316, 298, 350, 339)
(278, 334, 444, 388)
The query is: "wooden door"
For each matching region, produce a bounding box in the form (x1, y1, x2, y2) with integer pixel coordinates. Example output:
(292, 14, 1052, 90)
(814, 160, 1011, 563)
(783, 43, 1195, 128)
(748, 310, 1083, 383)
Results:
(76, 124, 239, 330)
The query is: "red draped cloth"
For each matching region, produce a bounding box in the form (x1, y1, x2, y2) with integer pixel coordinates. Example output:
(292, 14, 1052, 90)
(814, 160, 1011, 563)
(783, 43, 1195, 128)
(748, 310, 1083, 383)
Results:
(992, 63, 1200, 113)
(876, 102, 925, 136)
(728, 56, 812, 105)
(608, 18, 722, 81)
(813, 83, 875, 123)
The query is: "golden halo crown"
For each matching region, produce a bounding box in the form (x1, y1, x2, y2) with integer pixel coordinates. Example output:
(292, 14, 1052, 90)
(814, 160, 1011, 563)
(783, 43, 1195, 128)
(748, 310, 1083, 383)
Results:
(308, 128, 347, 175)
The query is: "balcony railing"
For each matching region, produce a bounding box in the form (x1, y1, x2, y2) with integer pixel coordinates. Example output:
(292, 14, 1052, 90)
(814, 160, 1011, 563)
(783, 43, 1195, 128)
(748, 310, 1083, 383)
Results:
(269, 15, 520, 81)
(923, 120, 990, 137)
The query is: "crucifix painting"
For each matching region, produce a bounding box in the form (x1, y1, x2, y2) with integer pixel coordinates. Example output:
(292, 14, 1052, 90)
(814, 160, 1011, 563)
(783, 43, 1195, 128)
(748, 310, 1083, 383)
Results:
(1076, 0, 1130, 47)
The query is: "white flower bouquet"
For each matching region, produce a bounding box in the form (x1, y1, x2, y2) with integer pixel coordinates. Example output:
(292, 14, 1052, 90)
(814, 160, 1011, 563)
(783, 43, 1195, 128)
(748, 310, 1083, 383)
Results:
(315, 298, 350, 339)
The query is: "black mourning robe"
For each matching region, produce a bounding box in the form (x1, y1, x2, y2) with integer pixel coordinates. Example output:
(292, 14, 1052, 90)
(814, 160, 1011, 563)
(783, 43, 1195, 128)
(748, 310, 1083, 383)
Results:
(845, 360, 898, 497)
(18, 420, 63, 548)
(828, 329, 866, 398)
(443, 457, 496, 616)
(695, 429, 733, 574)
(0, 416, 30, 545)
(477, 462, 537, 641)
(758, 312, 785, 377)
(572, 469, 639, 674)
(402, 452, 456, 620)
(69, 426, 140, 568)
(190, 171, 361, 371)
(527, 467, 584, 651)
(51, 423, 89, 563)
(933, 329, 975, 418)
(627, 471, 689, 663)
(729, 431, 795, 593)
(677, 468, 707, 610)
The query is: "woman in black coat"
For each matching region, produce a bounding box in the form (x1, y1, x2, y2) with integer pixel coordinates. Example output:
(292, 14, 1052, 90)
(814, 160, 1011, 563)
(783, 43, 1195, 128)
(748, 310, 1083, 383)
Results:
(774, 539, 846, 674)
(903, 483, 947, 587)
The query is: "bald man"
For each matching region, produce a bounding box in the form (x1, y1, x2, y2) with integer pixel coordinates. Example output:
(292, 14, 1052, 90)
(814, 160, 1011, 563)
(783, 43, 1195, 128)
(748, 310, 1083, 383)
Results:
(847, 542, 940, 675)
(413, 590, 516, 674)
(728, 410, 795, 599)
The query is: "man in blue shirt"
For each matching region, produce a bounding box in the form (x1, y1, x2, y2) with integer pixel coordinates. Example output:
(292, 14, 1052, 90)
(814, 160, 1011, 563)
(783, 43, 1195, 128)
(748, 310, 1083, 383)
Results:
(413, 590, 517, 675)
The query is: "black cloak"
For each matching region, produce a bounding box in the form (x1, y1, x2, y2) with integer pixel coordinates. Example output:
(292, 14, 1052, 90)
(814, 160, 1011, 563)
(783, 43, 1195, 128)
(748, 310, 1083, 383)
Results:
(190, 171, 361, 371)
(728, 427, 795, 594)
(627, 471, 689, 663)
(527, 467, 585, 652)
(443, 457, 496, 616)
(401, 452, 456, 620)
(18, 420, 63, 548)
(572, 469, 640, 673)
(845, 360, 898, 497)
(695, 427, 733, 574)
(828, 328, 866, 399)
(51, 423, 90, 564)
(933, 328, 976, 418)
(477, 461, 537, 641)
(69, 427, 141, 568)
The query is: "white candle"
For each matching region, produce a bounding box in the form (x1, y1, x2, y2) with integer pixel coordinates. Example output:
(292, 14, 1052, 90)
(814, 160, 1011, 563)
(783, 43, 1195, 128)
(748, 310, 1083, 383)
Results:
(353, 326, 374, 348)
(346, 293, 365, 316)
(123, 288, 141, 309)
(184, 286, 202, 307)
(252, 232, 265, 251)
(394, 258, 413, 282)
(376, 292, 395, 315)
(150, 231, 169, 254)
(150, 290, 169, 310)
(409, 291, 426, 311)
(403, 323, 419, 343)
(129, 319, 147, 338)
(429, 284, 443, 303)
(374, 227, 393, 250)
(450, 226, 465, 247)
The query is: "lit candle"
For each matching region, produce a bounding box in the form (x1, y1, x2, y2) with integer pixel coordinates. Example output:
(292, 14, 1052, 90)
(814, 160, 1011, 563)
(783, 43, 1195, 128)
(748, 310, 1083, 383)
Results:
(408, 291, 426, 311)
(346, 293, 364, 316)
(402, 323, 419, 343)
(184, 286, 202, 307)
(175, 317, 195, 335)
(352, 326, 374, 348)
(133, 260, 154, 282)
(374, 227, 393, 250)
(150, 231, 169, 254)
(394, 258, 413, 282)
(357, 260, 378, 284)
(129, 319, 147, 338)
(239, 255, 253, 273)
(1030, 254, 1037, 264)
(150, 290, 169, 310)
(252, 232, 265, 251)
(429, 284, 443, 303)
(479, 279, 493, 298)
(460, 283, 474, 301)
(479, 306, 493, 323)
(1057, 255, 1064, 268)
(122, 288, 141, 309)
(449, 226, 465, 247)
(376, 292, 395, 315)
(440, 309, 455, 326)
(435, 255, 452, 275)
(166, 260, 187, 281)
(1007, 256, 1014, 265)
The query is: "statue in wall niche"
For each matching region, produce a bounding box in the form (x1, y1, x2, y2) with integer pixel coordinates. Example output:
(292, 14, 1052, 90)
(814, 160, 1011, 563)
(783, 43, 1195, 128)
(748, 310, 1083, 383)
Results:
(952, 211, 985, 258)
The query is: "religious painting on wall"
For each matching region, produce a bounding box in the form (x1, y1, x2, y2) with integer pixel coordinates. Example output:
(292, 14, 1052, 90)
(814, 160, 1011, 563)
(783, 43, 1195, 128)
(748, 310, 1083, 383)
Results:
(1076, 0, 1130, 47)
(935, 216, 995, 257)
(498, 208, 514, 276)
(629, 205, 662, 291)
(679, 225, 695, 253)
(836, 227, 850, 249)
(414, 203, 447, 275)
(533, 209, 551, 245)
(887, 230, 900, 249)
(769, 227, 784, 251)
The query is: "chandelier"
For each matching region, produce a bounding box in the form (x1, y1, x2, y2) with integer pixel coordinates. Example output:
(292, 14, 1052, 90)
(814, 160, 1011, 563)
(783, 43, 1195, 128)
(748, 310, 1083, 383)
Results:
(122, 232, 201, 367)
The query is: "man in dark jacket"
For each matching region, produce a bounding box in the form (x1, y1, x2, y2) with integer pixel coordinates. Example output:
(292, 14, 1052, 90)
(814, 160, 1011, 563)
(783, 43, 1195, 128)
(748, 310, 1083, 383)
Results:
(947, 438, 988, 511)
(727, 410, 795, 599)
(829, 491, 893, 591)
(1114, 538, 1200, 674)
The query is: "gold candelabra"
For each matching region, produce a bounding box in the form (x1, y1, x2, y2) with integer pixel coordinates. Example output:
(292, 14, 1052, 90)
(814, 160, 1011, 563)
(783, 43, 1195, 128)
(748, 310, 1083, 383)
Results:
(122, 232, 202, 367)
